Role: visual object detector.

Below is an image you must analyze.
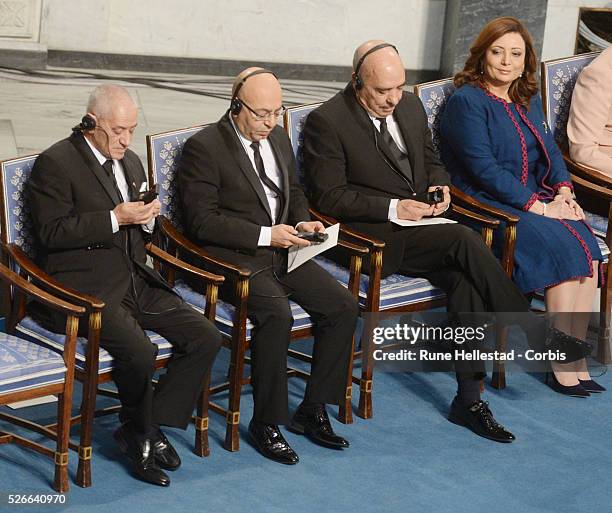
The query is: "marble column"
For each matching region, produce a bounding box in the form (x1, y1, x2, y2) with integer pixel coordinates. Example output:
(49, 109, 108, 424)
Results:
(440, 0, 549, 77)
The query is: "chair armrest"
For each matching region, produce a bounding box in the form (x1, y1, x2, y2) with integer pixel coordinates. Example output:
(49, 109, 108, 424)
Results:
(450, 204, 500, 229)
(569, 172, 612, 202)
(0, 263, 85, 318)
(4, 244, 105, 311)
(564, 154, 612, 189)
(157, 217, 251, 280)
(451, 186, 520, 225)
(146, 243, 224, 286)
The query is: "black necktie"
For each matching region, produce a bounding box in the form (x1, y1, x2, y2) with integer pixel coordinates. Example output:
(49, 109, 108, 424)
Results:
(250, 142, 284, 219)
(377, 117, 413, 183)
(102, 159, 125, 204)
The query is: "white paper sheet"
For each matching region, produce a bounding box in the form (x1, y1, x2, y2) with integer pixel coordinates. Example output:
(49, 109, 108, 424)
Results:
(391, 217, 457, 227)
(287, 223, 340, 273)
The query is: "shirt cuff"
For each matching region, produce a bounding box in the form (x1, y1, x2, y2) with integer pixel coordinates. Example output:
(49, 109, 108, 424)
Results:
(110, 211, 119, 233)
(142, 217, 156, 233)
(388, 199, 399, 220)
(258, 226, 272, 246)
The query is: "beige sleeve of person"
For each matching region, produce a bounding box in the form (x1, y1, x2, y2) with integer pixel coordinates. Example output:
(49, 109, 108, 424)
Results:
(567, 47, 612, 177)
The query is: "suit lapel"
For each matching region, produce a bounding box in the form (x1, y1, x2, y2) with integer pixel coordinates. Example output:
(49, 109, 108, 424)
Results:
(267, 129, 290, 224)
(70, 133, 122, 205)
(218, 114, 273, 223)
(394, 99, 418, 170)
(120, 154, 142, 202)
(343, 85, 414, 182)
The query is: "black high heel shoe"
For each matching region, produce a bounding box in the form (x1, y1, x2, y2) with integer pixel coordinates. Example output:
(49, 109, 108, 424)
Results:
(578, 379, 606, 393)
(545, 372, 590, 398)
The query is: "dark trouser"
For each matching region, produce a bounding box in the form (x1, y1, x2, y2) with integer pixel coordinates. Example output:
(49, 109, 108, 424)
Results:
(397, 224, 531, 401)
(222, 254, 358, 426)
(96, 272, 222, 433)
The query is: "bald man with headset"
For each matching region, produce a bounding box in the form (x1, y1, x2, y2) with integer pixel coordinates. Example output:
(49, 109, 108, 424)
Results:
(301, 40, 561, 444)
(178, 68, 358, 465)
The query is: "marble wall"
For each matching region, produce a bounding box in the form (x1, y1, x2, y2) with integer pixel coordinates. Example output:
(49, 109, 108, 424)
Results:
(1, 0, 611, 72)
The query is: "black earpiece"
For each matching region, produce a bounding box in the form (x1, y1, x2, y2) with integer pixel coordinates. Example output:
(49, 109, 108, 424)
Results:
(353, 43, 399, 90)
(230, 68, 277, 115)
(72, 114, 97, 133)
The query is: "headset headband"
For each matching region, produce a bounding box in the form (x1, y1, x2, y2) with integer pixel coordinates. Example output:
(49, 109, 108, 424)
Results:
(354, 43, 398, 75)
(232, 68, 278, 100)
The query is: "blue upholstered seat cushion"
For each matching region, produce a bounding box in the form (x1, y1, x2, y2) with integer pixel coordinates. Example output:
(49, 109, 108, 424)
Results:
(313, 256, 446, 310)
(0, 332, 66, 395)
(15, 317, 172, 373)
(585, 211, 608, 239)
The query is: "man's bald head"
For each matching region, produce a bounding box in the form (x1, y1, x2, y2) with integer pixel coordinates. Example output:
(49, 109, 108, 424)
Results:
(86, 84, 137, 119)
(231, 67, 283, 142)
(352, 40, 406, 118)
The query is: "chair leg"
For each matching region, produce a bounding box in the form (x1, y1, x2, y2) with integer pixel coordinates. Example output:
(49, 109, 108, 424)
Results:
(76, 378, 96, 488)
(597, 267, 612, 364)
(491, 325, 508, 390)
(224, 337, 246, 452)
(194, 373, 211, 457)
(53, 392, 70, 493)
(338, 336, 356, 424)
(357, 326, 374, 419)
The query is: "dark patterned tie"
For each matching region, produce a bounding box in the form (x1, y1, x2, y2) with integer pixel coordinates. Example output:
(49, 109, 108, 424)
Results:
(377, 117, 413, 183)
(102, 159, 125, 203)
(250, 142, 284, 219)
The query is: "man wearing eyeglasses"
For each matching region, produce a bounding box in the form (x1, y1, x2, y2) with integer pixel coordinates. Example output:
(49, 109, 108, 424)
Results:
(178, 68, 358, 465)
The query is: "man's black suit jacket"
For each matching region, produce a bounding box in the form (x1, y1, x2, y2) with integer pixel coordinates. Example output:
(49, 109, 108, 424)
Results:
(28, 132, 168, 313)
(178, 113, 310, 269)
(302, 84, 451, 276)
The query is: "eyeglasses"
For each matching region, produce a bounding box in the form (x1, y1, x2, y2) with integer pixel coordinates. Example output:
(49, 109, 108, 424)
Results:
(239, 98, 286, 121)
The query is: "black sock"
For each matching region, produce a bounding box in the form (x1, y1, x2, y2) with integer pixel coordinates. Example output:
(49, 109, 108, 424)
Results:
(457, 378, 481, 406)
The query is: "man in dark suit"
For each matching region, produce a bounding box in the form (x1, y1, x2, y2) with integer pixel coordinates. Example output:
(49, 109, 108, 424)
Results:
(28, 85, 222, 486)
(178, 68, 358, 465)
(302, 40, 542, 443)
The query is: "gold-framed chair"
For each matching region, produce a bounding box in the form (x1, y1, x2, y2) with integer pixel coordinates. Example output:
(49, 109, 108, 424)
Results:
(146, 126, 366, 452)
(541, 51, 612, 364)
(284, 102, 505, 413)
(0, 154, 224, 487)
(0, 261, 84, 492)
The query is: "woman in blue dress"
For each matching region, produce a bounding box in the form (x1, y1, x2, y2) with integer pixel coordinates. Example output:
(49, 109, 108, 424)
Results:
(440, 17, 604, 396)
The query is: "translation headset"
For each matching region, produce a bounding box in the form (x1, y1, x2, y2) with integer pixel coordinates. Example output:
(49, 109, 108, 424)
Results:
(72, 114, 97, 132)
(230, 68, 278, 115)
(353, 42, 399, 90)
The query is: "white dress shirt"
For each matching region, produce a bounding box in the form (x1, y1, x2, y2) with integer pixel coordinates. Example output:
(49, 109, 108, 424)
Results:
(83, 136, 154, 233)
(230, 118, 299, 246)
(369, 113, 409, 220)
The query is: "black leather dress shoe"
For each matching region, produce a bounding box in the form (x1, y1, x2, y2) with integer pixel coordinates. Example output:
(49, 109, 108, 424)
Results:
(579, 379, 606, 393)
(289, 403, 349, 449)
(448, 397, 516, 443)
(113, 425, 170, 486)
(248, 420, 299, 465)
(152, 429, 181, 471)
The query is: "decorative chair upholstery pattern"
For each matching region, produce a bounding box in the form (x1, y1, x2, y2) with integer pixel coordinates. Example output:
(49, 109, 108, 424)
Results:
(541, 51, 600, 149)
(0, 263, 83, 492)
(1, 153, 221, 487)
(412, 78, 456, 157)
(147, 126, 363, 452)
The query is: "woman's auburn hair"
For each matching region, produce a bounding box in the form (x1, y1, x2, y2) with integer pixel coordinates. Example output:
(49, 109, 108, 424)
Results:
(453, 16, 539, 107)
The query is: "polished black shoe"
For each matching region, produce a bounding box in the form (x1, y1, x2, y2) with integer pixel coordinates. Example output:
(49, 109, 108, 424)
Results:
(248, 419, 299, 465)
(152, 429, 181, 471)
(545, 372, 590, 397)
(289, 403, 349, 449)
(579, 379, 606, 393)
(113, 425, 170, 486)
(448, 397, 516, 443)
